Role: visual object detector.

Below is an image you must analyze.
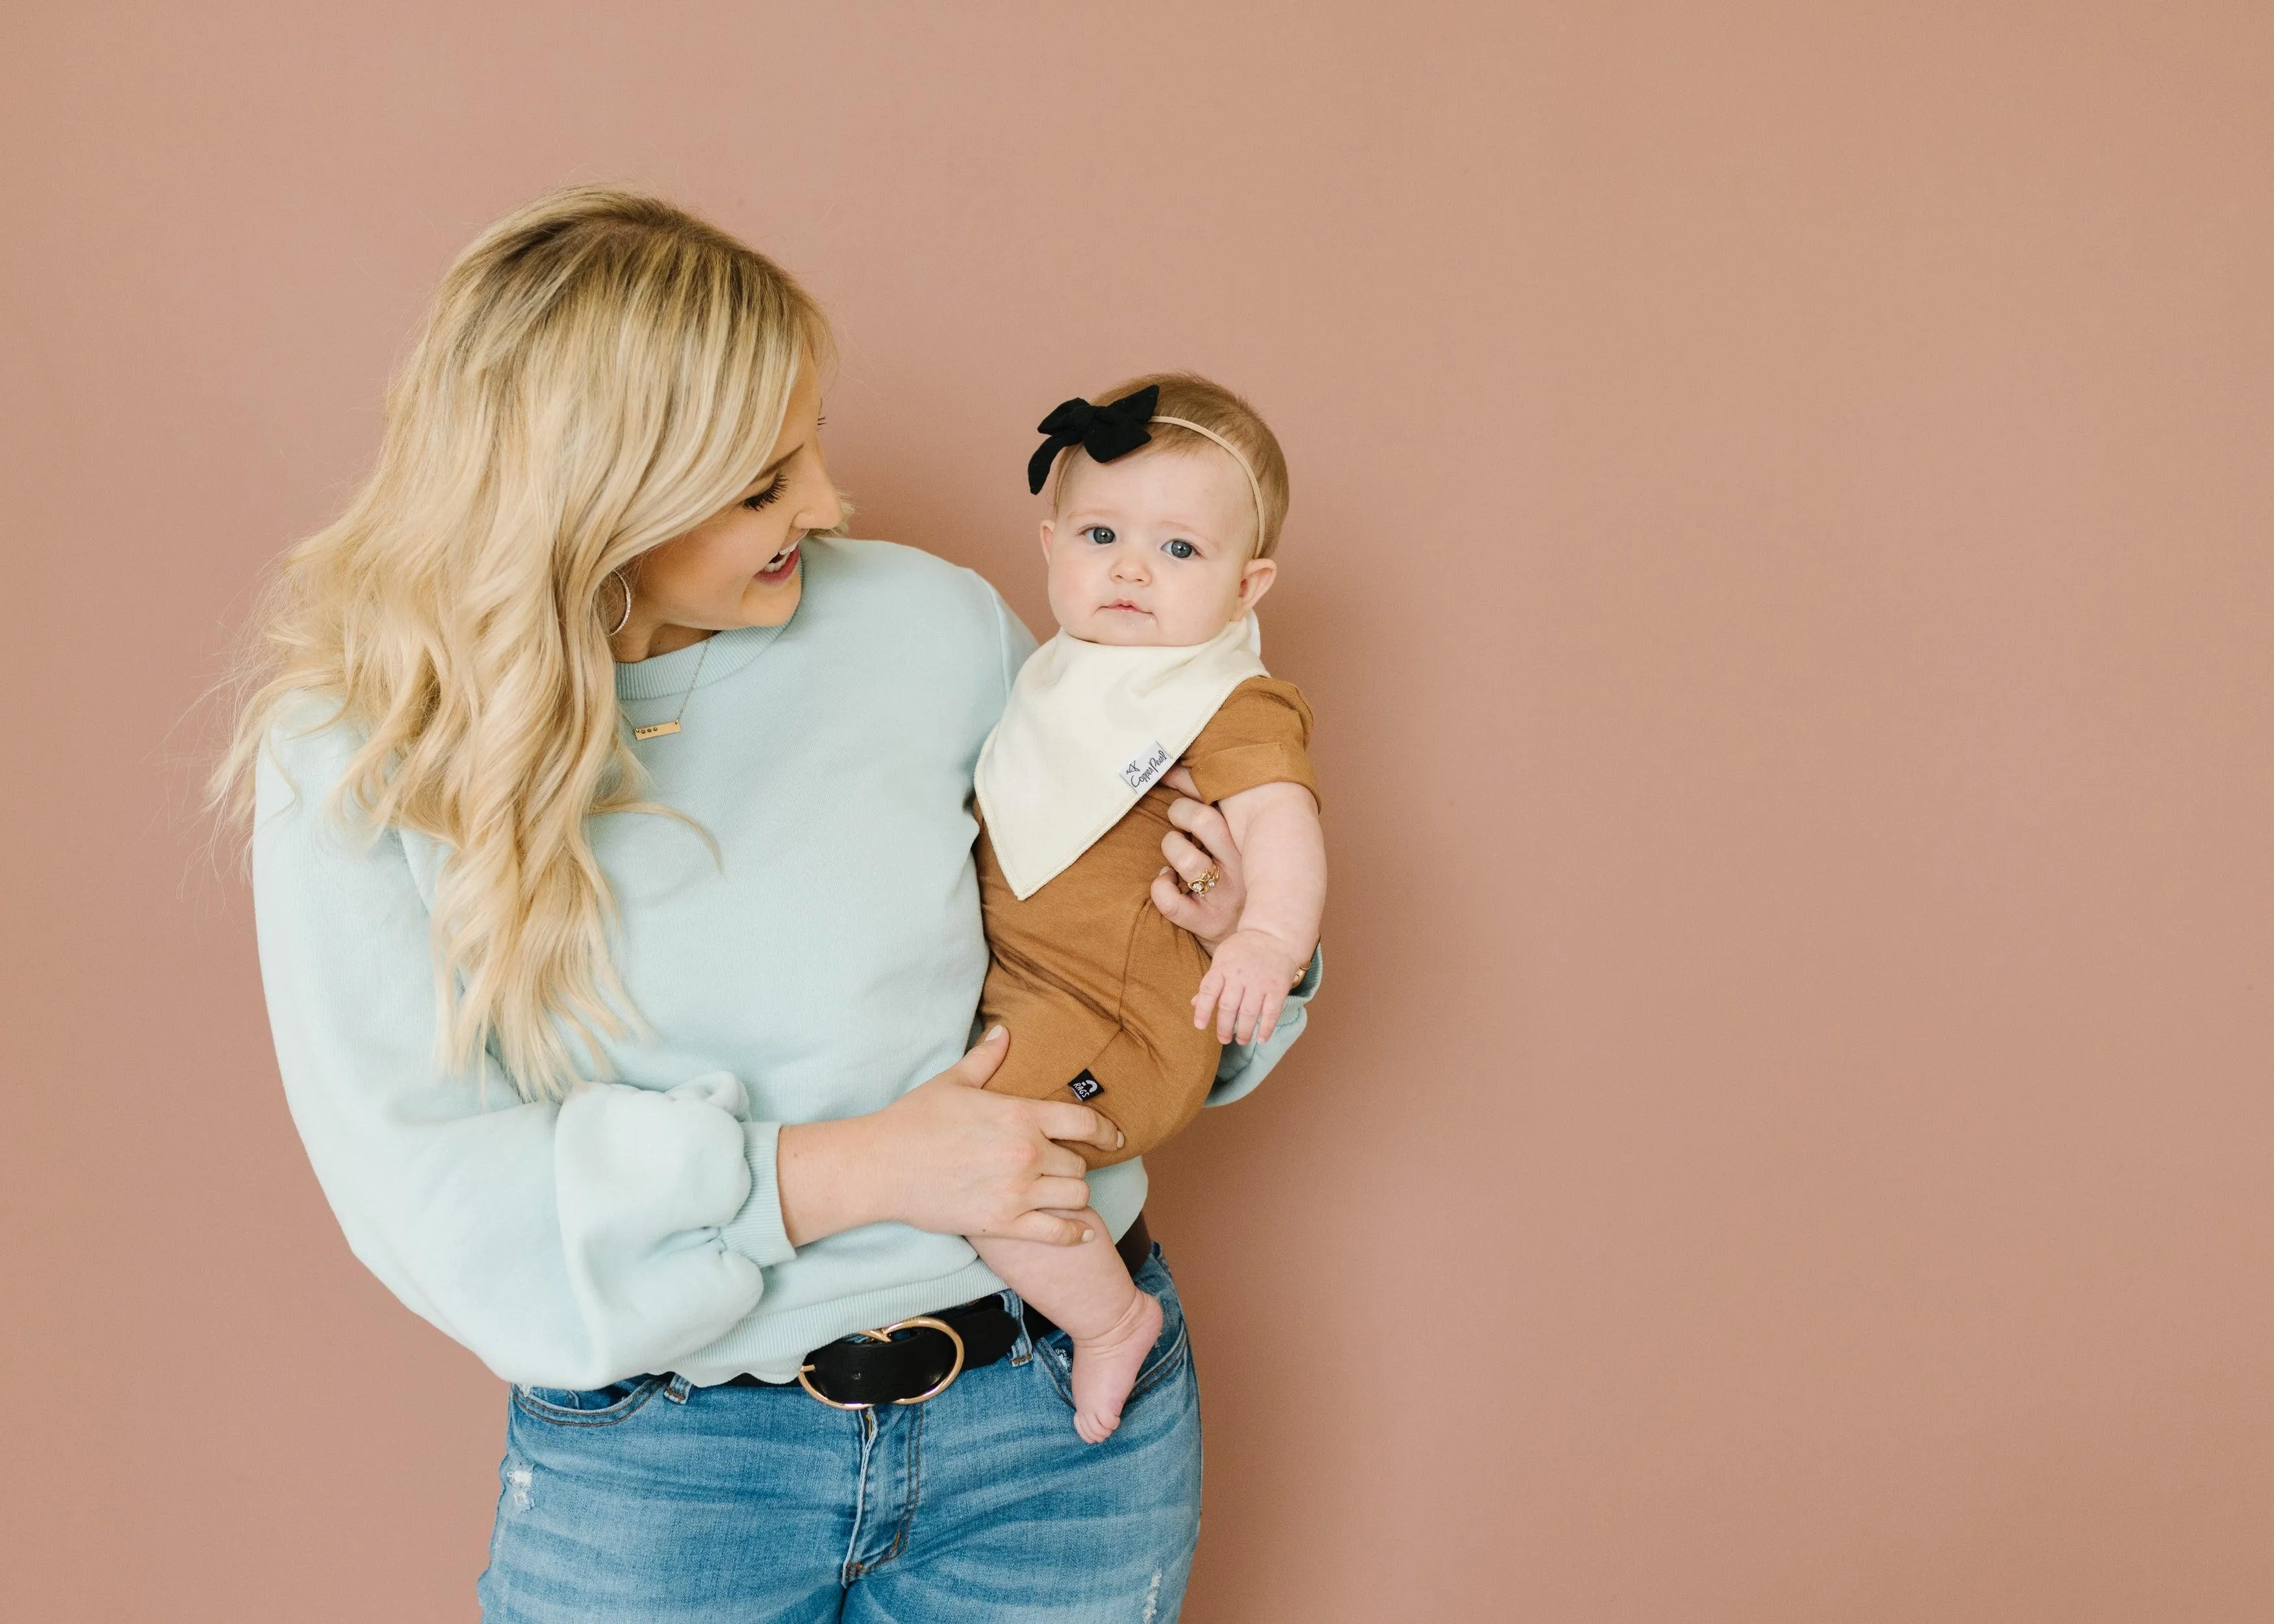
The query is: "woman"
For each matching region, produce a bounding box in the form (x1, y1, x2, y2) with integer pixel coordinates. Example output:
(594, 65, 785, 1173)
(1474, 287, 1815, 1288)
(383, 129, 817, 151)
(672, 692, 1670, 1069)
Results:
(217, 187, 1318, 1620)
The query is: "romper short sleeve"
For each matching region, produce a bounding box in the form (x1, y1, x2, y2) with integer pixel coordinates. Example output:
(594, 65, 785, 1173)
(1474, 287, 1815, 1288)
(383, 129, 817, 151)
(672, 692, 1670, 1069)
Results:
(1180, 677, 1319, 809)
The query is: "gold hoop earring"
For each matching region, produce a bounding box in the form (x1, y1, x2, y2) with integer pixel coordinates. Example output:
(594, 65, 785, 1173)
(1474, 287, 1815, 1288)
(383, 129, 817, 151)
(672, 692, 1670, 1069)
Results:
(606, 570, 633, 637)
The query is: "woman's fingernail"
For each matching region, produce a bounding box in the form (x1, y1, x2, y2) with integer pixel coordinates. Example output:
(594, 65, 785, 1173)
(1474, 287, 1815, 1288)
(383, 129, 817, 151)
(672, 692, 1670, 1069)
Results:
(1080, 1228, 1095, 1243)
(986, 1025, 1006, 1041)
(1115, 1129, 1126, 1149)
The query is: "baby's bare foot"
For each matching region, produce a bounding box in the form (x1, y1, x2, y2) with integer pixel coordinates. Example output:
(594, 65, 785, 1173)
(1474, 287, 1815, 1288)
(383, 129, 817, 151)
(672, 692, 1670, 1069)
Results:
(1068, 1289, 1165, 1444)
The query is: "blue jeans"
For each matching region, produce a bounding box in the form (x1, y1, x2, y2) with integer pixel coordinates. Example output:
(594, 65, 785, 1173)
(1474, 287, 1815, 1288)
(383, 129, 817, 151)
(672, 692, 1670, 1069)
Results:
(479, 1247, 1203, 1622)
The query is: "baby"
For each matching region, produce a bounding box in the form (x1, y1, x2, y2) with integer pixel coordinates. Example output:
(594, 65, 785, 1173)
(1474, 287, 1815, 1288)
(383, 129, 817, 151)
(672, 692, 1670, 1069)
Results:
(971, 373, 1327, 1441)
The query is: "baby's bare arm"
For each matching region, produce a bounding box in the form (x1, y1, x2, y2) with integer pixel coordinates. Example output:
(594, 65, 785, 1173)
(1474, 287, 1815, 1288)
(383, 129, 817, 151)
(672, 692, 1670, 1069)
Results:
(1193, 781, 1325, 1043)
(1220, 781, 1325, 961)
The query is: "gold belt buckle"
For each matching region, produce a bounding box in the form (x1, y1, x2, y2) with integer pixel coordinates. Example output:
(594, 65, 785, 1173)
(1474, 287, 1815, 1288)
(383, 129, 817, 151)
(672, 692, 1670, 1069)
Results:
(795, 1315, 967, 1411)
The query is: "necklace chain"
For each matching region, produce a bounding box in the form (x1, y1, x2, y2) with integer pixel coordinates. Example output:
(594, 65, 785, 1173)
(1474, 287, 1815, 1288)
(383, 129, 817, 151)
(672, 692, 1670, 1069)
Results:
(630, 635, 713, 741)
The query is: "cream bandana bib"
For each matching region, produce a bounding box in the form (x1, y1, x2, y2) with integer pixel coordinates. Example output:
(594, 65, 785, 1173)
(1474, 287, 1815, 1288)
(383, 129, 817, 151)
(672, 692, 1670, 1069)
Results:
(976, 616, 1268, 899)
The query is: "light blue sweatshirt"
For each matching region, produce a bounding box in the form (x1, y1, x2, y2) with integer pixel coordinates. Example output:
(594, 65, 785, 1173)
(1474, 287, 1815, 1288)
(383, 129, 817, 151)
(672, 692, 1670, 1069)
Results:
(253, 538, 1317, 1388)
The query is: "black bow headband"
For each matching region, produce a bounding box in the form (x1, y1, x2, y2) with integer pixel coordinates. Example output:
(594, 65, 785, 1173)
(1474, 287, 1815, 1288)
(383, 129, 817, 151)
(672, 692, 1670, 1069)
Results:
(1025, 385, 1162, 495)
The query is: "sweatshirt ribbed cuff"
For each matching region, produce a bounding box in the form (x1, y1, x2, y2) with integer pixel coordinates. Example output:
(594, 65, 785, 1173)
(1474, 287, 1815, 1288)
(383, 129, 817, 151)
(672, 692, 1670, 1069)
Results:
(1292, 945, 1324, 1000)
(719, 1120, 797, 1269)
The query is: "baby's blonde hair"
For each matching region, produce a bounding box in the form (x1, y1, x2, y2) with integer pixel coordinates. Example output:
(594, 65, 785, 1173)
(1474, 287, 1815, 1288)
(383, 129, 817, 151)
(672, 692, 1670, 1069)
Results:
(213, 186, 830, 1100)
(1055, 372, 1290, 558)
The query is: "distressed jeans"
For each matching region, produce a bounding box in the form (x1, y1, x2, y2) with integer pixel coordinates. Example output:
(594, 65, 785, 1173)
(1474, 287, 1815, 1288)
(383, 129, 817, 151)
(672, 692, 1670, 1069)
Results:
(478, 1247, 1203, 1623)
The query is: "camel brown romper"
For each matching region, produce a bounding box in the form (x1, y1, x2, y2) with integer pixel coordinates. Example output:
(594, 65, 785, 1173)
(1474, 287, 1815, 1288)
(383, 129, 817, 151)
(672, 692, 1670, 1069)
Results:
(978, 676, 1318, 1169)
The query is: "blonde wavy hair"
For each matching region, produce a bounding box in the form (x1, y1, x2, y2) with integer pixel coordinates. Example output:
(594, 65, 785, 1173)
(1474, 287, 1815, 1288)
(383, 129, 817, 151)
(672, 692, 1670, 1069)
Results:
(214, 186, 830, 1101)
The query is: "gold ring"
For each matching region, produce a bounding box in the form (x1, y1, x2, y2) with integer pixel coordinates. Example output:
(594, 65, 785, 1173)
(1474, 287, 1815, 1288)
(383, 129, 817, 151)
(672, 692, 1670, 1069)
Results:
(1184, 863, 1221, 896)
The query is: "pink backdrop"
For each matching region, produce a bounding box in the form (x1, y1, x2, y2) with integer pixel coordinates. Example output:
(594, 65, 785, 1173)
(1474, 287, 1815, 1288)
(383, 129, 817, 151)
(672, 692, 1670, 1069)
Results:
(6, 4, 2273, 1619)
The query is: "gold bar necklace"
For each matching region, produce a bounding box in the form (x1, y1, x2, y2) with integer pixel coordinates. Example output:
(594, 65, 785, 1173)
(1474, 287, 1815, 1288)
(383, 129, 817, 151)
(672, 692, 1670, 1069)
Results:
(632, 637, 713, 741)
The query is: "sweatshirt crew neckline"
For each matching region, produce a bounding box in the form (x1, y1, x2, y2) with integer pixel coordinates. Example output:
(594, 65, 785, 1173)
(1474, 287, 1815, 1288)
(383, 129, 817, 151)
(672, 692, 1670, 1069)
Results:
(615, 620, 789, 702)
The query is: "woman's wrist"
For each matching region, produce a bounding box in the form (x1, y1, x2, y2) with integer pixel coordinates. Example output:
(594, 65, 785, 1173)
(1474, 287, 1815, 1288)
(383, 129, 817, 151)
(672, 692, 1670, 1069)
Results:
(776, 1114, 891, 1247)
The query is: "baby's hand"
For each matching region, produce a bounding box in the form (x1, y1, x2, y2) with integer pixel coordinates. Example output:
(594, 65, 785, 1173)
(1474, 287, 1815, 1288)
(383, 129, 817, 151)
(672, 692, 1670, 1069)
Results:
(1192, 929, 1307, 1045)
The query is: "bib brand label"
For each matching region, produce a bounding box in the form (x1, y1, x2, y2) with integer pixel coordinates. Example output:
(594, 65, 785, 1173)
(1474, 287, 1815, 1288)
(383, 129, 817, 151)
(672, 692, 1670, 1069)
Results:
(1067, 1070, 1105, 1102)
(1120, 742, 1171, 793)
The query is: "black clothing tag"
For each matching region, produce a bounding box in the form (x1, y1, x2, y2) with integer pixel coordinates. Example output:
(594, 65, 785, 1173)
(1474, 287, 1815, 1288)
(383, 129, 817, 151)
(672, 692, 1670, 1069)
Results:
(1067, 1069, 1104, 1102)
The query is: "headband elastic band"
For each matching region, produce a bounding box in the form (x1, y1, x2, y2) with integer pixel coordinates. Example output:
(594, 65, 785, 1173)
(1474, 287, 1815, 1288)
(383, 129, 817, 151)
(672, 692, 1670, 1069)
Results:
(1147, 414, 1270, 552)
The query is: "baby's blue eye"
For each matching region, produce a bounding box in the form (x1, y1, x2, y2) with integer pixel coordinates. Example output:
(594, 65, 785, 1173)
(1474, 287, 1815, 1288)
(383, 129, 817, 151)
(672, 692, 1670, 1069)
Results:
(1086, 526, 1116, 545)
(1164, 539, 1196, 560)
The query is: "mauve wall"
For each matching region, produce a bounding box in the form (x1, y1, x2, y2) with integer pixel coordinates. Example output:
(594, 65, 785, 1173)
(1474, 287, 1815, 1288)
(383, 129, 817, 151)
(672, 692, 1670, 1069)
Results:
(5, 4, 2272, 1619)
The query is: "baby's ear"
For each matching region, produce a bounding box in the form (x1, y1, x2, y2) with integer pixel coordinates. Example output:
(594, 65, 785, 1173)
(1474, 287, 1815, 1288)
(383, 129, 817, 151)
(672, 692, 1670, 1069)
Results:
(1038, 518, 1056, 563)
(1236, 556, 1277, 612)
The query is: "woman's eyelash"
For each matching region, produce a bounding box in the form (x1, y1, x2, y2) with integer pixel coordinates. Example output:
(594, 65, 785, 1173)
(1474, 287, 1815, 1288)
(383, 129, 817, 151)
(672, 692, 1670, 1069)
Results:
(743, 422, 823, 509)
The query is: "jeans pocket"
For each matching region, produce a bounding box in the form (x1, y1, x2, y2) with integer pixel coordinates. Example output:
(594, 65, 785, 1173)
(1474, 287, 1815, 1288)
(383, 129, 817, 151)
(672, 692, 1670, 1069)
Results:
(1125, 1248, 1192, 1404)
(511, 1375, 667, 1427)
(1035, 1246, 1193, 1413)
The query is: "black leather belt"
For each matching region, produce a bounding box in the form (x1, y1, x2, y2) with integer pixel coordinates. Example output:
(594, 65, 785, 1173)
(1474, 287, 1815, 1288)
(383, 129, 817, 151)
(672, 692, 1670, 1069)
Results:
(709, 1212, 1152, 1410)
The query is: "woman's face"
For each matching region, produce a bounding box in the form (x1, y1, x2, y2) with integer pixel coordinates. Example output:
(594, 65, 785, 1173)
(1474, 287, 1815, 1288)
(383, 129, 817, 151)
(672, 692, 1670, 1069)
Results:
(614, 362, 839, 659)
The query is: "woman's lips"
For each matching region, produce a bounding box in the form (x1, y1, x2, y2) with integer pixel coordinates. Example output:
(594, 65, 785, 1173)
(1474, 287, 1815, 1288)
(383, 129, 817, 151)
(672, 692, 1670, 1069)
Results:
(756, 542, 800, 585)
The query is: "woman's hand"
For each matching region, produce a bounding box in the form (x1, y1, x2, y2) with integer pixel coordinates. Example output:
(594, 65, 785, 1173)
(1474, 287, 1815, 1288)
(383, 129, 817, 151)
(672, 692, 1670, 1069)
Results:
(1149, 767, 1247, 952)
(776, 1027, 1122, 1249)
